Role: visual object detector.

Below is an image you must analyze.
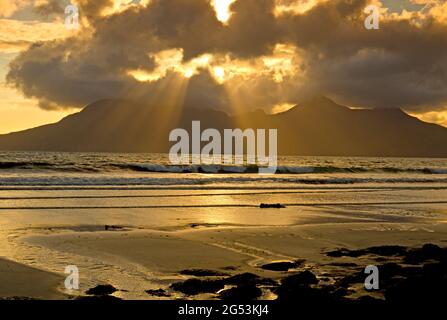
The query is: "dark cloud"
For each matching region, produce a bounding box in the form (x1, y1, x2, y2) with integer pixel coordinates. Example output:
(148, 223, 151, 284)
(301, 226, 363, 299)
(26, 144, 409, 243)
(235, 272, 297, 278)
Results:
(283, 0, 447, 109)
(5, 0, 447, 113)
(34, 0, 67, 17)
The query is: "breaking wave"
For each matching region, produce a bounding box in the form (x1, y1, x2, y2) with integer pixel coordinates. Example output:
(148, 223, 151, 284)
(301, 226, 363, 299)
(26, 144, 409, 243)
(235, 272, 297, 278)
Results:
(1, 176, 447, 187)
(116, 163, 447, 175)
(2, 161, 447, 175)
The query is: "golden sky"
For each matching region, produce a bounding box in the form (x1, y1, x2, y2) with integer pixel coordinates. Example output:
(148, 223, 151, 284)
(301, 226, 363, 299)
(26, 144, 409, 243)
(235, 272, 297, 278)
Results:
(1, 0, 447, 134)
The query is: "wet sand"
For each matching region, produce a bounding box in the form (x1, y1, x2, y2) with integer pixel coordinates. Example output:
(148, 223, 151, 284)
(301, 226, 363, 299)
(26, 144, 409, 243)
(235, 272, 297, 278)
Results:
(0, 258, 64, 299)
(17, 220, 447, 300)
(0, 185, 446, 300)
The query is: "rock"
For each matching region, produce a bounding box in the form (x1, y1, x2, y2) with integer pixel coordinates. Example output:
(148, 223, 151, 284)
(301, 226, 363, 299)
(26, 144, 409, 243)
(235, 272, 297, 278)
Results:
(422, 262, 447, 278)
(385, 276, 447, 304)
(366, 245, 407, 256)
(421, 243, 444, 256)
(224, 273, 276, 286)
(318, 285, 352, 299)
(327, 262, 358, 267)
(280, 271, 319, 288)
(180, 269, 228, 277)
(260, 203, 286, 209)
(326, 248, 361, 258)
(145, 289, 170, 297)
(326, 245, 407, 258)
(275, 284, 328, 302)
(170, 279, 224, 296)
(219, 284, 263, 301)
(260, 259, 305, 272)
(379, 263, 403, 279)
(404, 243, 446, 264)
(85, 284, 118, 296)
(104, 225, 124, 231)
(335, 272, 364, 288)
(222, 266, 238, 271)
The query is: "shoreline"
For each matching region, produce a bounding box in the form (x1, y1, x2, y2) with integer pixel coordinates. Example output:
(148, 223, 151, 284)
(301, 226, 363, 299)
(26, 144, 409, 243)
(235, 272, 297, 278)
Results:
(5, 219, 446, 301)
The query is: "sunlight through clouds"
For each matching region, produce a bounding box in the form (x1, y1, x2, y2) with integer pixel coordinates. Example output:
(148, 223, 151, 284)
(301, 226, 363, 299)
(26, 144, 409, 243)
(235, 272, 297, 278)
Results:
(211, 0, 237, 23)
(2, 0, 447, 131)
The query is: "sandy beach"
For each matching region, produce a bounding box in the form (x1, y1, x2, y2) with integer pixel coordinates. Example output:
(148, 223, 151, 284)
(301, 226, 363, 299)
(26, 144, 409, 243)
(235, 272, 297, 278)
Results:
(0, 181, 446, 301)
(0, 258, 64, 299)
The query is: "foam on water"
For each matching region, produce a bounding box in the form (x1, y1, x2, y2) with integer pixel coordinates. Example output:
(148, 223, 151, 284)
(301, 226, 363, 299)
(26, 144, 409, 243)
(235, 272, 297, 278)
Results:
(1, 151, 446, 187)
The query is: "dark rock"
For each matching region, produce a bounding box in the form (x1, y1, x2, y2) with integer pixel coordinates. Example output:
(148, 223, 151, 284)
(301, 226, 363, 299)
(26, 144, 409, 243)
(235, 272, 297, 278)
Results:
(404, 243, 446, 264)
(145, 289, 170, 297)
(222, 266, 238, 271)
(170, 279, 224, 296)
(315, 284, 352, 299)
(400, 266, 422, 277)
(105, 225, 124, 231)
(375, 257, 388, 263)
(327, 246, 407, 258)
(224, 273, 276, 286)
(326, 248, 362, 258)
(385, 276, 447, 304)
(335, 271, 364, 288)
(379, 263, 403, 279)
(275, 284, 330, 302)
(219, 284, 263, 301)
(85, 284, 118, 296)
(281, 271, 319, 288)
(331, 287, 352, 298)
(260, 259, 305, 272)
(422, 262, 447, 278)
(225, 273, 259, 285)
(260, 203, 286, 209)
(366, 245, 407, 256)
(421, 243, 444, 256)
(327, 262, 358, 267)
(180, 269, 228, 277)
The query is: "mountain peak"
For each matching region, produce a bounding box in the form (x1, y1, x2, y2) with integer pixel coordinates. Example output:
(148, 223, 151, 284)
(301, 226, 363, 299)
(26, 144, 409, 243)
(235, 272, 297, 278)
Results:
(304, 95, 336, 105)
(297, 95, 348, 113)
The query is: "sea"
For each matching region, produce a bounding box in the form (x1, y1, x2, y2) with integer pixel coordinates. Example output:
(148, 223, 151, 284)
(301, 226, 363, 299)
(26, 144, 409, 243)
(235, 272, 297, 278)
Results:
(1, 151, 447, 188)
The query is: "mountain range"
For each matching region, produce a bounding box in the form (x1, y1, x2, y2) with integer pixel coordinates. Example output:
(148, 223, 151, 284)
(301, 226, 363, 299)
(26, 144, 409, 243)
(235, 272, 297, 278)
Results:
(1, 96, 446, 157)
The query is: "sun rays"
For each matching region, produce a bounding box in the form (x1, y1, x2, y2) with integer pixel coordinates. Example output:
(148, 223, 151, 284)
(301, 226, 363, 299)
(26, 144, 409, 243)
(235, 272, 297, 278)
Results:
(126, 43, 304, 118)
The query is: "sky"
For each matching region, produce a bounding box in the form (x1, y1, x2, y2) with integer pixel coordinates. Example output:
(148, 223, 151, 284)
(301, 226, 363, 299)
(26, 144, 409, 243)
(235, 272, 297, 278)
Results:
(0, 0, 447, 134)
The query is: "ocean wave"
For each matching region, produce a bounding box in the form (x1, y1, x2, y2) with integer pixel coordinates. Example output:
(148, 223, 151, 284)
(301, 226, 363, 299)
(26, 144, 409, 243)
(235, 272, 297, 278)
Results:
(1, 176, 447, 186)
(0, 161, 99, 172)
(115, 163, 447, 175)
(114, 163, 261, 174)
(0, 161, 53, 169)
(2, 160, 447, 175)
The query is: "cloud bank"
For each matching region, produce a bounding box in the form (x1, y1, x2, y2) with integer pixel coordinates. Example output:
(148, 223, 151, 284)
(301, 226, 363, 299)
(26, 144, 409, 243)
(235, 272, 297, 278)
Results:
(5, 0, 447, 114)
